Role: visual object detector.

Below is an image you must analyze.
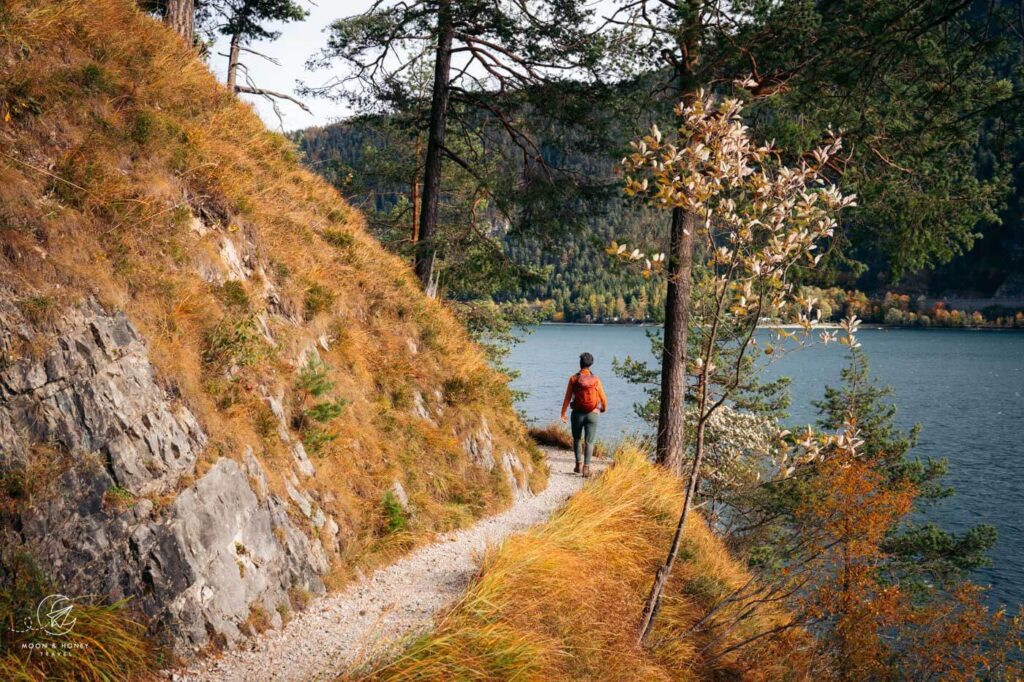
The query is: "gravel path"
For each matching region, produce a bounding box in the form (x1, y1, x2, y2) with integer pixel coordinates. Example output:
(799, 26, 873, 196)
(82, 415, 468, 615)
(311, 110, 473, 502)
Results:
(173, 447, 600, 681)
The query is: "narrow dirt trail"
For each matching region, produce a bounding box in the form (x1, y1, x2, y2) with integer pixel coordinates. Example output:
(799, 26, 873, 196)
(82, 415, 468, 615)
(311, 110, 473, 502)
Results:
(174, 447, 601, 681)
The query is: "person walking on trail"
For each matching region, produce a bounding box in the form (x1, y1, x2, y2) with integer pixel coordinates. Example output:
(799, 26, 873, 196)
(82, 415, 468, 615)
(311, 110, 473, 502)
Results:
(560, 352, 608, 477)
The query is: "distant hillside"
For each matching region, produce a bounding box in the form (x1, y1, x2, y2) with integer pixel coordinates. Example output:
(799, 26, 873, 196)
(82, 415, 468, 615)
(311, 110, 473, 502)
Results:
(0, 0, 541, 666)
(296, 103, 1024, 310)
(296, 121, 670, 323)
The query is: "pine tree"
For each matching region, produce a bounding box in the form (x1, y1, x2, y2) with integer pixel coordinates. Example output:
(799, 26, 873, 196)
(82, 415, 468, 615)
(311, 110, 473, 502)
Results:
(607, 0, 1014, 473)
(813, 348, 996, 582)
(207, 0, 310, 124)
(306, 0, 614, 292)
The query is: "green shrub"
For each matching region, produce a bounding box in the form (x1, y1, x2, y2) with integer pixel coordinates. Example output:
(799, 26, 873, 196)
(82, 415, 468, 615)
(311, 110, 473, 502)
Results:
(296, 358, 334, 397)
(16, 295, 57, 326)
(382, 490, 408, 534)
(301, 427, 336, 456)
(441, 378, 469, 405)
(293, 359, 346, 455)
(130, 110, 154, 145)
(74, 63, 111, 92)
(1, 80, 42, 122)
(202, 315, 269, 369)
(218, 280, 250, 309)
(303, 283, 335, 320)
(103, 485, 134, 510)
(273, 261, 291, 281)
(305, 398, 347, 423)
(321, 229, 354, 250)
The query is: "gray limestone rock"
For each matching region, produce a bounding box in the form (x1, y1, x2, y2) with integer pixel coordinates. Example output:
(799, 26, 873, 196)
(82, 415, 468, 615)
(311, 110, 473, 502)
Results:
(163, 458, 325, 650)
(460, 416, 533, 499)
(0, 298, 204, 494)
(0, 298, 328, 655)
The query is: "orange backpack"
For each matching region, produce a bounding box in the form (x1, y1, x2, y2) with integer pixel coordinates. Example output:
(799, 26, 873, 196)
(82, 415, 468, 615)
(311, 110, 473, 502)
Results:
(572, 373, 601, 412)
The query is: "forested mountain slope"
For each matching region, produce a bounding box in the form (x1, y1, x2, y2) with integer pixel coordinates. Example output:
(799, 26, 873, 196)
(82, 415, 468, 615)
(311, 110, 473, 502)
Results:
(296, 120, 671, 322)
(297, 101, 1024, 314)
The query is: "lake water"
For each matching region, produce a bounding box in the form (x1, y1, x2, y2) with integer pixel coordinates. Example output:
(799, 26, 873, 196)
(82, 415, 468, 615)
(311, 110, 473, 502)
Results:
(507, 324, 1024, 609)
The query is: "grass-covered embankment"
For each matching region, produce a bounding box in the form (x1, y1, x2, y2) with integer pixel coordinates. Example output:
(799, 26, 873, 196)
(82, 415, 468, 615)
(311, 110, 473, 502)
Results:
(1, 0, 543, 672)
(348, 444, 804, 681)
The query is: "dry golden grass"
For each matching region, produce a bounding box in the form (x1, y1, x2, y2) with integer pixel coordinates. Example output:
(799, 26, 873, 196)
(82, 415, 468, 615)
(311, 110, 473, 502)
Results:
(0, 0, 542, 650)
(347, 444, 805, 681)
(0, 553, 156, 682)
(527, 421, 610, 459)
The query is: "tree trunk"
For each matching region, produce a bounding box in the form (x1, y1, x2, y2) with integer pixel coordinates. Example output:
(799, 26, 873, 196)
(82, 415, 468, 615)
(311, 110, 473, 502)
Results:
(414, 0, 454, 291)
(411, 180, 421, 244)
(226, 34, 241, 91)
(654, 0, 702, 471)
(411, 134, 423, 246)
(163, 0, 194, 45)
(656, 207, 696, 471)
(640, 0, 704, 643)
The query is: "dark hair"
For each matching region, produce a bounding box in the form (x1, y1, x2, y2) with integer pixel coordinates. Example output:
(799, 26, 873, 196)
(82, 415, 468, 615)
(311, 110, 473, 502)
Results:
(579, 352, 594, 369)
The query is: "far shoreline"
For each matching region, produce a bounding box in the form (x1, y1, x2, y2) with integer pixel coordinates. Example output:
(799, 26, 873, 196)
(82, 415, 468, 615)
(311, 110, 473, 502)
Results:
(533, 321, 1024, 332)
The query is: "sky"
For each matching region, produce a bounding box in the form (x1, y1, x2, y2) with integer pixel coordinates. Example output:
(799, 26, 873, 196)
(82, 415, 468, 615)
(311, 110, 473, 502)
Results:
(208, 0, 621, 133)
(209, 0, 376, 131)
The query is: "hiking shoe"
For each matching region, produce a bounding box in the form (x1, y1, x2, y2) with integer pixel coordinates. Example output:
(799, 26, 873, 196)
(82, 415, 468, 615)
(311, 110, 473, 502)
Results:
(573, 462, 581, 474)
(582, 464, 591, 478)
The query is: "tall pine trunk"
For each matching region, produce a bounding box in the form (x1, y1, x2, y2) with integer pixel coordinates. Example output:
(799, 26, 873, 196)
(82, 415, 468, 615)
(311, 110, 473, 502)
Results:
(654, 0, 702, 471)
(641, 0, 702, 641)
(656, 207, 696, 470)
(226, 34, 241, 91)
(414, 0, 454, 292)
(163, 0, 194, 45)
(411, 133, 423, 247)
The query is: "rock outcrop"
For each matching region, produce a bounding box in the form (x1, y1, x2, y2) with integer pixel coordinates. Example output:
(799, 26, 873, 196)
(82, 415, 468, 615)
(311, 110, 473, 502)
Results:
(0, 298, 327, 653)
(0, 299, 204, 491)
(462, 415, 534, 500)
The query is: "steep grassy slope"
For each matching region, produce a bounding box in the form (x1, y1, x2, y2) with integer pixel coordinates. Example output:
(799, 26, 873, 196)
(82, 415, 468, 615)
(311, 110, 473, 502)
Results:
(350, 446, 805, 681)
(0, 0, 543, 661)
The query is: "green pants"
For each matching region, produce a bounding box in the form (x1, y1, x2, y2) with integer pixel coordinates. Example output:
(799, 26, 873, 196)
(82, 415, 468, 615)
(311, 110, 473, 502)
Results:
(570, 409, 600, 465)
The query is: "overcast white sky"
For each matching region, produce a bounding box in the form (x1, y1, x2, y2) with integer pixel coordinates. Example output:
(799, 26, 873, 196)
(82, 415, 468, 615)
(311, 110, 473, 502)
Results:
(209, 0, 621, 133)
(209, 0, 377, 131)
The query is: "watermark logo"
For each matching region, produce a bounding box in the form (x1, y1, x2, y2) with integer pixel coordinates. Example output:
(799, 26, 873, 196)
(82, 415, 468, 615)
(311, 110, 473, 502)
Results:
(12, 594, 78, 637)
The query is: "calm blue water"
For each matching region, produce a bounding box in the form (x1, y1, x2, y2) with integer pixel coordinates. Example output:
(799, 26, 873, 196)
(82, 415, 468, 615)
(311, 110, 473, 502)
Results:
(507, 324, 1024, 608)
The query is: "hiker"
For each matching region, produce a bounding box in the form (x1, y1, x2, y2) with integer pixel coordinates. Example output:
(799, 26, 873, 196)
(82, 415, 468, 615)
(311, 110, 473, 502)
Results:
(560, 352, 608, 477)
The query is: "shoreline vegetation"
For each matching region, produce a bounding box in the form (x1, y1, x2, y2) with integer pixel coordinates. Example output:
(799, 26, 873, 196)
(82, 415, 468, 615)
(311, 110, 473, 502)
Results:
(537, 321, 1024, 330)
(347, 445, 800, 681)
(516, 289, 1024, 330)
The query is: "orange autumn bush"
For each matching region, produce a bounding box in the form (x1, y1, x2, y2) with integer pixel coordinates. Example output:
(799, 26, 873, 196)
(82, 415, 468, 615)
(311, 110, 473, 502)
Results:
(765, 407, 1023, 679)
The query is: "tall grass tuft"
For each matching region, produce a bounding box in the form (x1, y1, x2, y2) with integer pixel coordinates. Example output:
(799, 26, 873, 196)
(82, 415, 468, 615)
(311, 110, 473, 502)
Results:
(345, 444, 804, 681)
(528, 421, 608, 459)
(0, 553, 156, 681)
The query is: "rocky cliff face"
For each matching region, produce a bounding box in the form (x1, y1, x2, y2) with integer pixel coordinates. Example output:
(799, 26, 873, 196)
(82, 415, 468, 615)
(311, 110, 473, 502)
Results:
(0, 299, 332, 652)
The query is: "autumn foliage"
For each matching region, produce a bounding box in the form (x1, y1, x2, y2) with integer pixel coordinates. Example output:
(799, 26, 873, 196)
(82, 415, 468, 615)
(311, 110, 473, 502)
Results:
(773, 446, 1021, 679)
